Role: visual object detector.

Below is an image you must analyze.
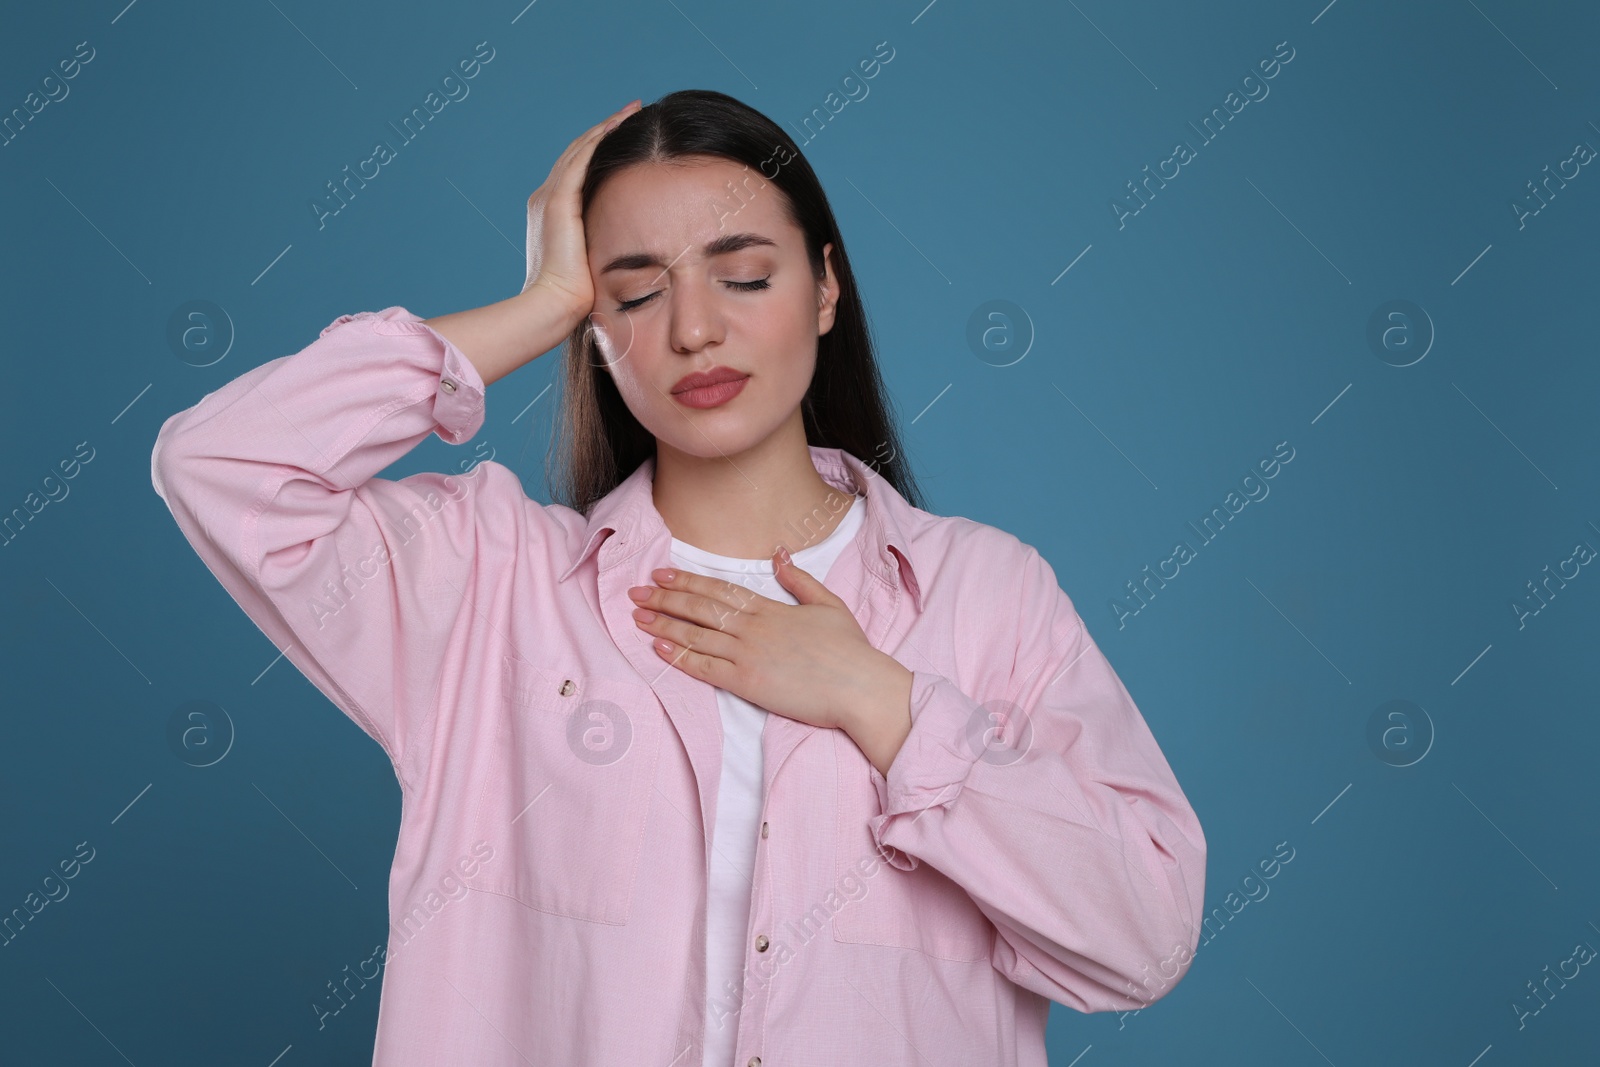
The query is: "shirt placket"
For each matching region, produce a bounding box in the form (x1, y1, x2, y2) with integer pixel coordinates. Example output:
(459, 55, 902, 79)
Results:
(734, 534, 902, 1067)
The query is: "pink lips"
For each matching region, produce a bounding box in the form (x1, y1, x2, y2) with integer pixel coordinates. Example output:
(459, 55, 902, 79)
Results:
(670, 366, 750, 409)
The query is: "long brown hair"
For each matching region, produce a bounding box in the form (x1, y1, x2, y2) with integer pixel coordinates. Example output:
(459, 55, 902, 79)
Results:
(544, 88, 925, 516)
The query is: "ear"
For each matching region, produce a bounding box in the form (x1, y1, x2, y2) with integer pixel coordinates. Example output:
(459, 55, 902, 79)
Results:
(816, 241, 841, 337)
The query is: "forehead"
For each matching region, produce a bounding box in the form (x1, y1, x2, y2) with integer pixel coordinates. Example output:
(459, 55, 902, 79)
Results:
(585, 155, 801, 256)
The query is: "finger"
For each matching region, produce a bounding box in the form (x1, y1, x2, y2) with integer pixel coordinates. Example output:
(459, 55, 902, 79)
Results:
(773, 550, 843, 606)
(578, 101, 639, 144)
(548, 123, 610, 184)
(637, 608, 737, 660)
(581, 101, 640, 146)
(546, 106, 636, 208)
(603, 99, 642, 128)
(643, 585, 756, 634)
(543, 103, 638, 190)
(650, 633, 732, 687)
(655, 569, 768, 616)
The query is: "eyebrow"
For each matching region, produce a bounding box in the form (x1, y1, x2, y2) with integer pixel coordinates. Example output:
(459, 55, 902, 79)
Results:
(599, 232, 779, 275)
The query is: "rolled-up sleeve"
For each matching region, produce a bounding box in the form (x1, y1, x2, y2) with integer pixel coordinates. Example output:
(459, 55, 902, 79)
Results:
(866, 544, 1207, 1013)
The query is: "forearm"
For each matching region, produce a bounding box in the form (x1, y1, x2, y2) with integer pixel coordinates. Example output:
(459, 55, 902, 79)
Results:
(423, 284, 580, 387)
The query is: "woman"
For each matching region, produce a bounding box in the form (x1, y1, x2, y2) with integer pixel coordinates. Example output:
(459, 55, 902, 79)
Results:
(152, 89, 1205, 1067)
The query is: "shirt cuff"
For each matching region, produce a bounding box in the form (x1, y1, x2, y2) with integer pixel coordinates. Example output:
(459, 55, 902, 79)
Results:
(331, 307, 487, 445)
(865, 670, 987, 872)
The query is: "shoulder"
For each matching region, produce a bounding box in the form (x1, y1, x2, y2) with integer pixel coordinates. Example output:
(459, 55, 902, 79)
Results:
(893, 505, 1090, 693)
(894, 501, 1057, 609)
(928, 512, 1099, 673)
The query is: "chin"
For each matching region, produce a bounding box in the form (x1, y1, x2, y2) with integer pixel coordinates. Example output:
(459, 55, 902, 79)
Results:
(659, 431, 759, 459)
(651, 419, 780, 461)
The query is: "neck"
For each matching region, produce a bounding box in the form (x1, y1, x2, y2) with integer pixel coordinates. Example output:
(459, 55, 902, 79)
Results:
(651, 417, 857, 559)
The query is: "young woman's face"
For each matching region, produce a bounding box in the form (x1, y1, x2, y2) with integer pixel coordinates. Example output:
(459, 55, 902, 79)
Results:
(583, 156, 840, 461)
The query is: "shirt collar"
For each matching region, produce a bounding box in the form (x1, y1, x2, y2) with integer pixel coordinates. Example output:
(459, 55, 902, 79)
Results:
(557, 444, 922, 612)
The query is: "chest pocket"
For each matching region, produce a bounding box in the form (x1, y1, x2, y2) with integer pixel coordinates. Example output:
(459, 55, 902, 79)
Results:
(462, 655, 663, 925)
(829, 733, 995, 962)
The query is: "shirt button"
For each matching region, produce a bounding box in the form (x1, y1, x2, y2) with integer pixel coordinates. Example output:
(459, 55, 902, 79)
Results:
(558, 679, 575, 697)
(747, 1058, 761, 1067)
(440, 378, 457, 394)
(755, 935, 769, 952)
(760, 821, 769, 839)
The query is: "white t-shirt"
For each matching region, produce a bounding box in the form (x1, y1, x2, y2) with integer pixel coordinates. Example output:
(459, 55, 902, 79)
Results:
(667, 493, 866, 1067)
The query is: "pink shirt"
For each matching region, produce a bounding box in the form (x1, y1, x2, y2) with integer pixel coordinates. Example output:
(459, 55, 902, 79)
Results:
(673, 493, 867, 1066)
(150, 306, 1207, 1066)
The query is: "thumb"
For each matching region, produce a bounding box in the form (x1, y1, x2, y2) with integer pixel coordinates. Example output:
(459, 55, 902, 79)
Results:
(773, 546, 834, 605)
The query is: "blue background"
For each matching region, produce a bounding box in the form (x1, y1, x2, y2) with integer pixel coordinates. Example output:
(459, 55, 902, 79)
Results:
(3, 0, 1598, 1063)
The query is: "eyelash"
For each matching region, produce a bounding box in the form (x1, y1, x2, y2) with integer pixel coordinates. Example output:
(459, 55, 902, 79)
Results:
(615, 277, 771, 313)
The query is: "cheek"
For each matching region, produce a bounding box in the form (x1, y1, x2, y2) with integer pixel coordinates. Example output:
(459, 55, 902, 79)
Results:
(590, 315, 659, 400)
(788, 351, 819, 399)
(596, 338, 668, 412)
(604, 356, 650, 408)
(757, 295, 821, 379)
(786, 283, 825, 342)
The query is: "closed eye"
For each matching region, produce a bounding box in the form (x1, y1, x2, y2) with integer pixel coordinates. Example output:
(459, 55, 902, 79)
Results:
(616, 277, 771, 313)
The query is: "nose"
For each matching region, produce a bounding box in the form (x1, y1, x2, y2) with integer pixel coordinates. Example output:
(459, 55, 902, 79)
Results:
(668, 275, 725, 354)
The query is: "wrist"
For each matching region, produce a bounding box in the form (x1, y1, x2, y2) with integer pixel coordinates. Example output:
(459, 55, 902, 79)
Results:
(845, 656, 914, 777)
(510, 283, 589, 362)
(520, 279, 591, 334)
(425, 291, 580, 388)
